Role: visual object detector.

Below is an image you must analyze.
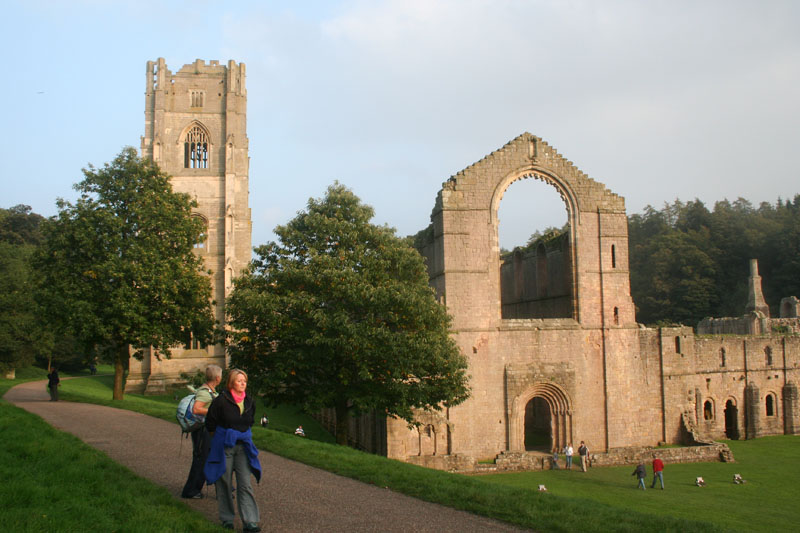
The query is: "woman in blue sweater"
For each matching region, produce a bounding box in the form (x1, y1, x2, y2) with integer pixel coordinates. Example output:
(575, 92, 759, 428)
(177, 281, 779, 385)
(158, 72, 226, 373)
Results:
(204, 369, 262, 532)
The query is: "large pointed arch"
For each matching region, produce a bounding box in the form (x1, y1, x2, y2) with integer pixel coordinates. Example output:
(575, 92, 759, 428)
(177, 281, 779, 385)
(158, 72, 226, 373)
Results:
(491, 167, 580, 320)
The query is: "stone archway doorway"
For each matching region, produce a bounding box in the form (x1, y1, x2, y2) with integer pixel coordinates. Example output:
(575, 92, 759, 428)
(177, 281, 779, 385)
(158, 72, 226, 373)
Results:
(509, 381, 572, 452)
(524, 397, 552, 451)
(725, 399, 739, 439)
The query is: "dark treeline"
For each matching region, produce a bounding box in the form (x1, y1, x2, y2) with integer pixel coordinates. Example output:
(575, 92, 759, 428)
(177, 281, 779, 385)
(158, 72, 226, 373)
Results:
(628, 195, 800, 327)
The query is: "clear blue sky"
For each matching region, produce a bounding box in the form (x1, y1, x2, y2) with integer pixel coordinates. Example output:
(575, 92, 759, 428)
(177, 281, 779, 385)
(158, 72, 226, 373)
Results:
(2, 0, 798, 249)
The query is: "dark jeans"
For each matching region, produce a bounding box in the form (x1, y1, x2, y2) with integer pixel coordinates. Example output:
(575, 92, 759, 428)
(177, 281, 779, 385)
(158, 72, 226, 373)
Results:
(181, 428, 210, 497)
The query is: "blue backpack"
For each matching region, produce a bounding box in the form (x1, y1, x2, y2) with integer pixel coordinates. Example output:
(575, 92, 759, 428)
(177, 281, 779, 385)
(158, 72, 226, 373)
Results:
(176, 385, 205, 434)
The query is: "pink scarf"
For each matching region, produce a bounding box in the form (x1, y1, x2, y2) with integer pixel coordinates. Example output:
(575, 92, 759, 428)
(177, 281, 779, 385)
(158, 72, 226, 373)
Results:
(230, 389, 246, 404)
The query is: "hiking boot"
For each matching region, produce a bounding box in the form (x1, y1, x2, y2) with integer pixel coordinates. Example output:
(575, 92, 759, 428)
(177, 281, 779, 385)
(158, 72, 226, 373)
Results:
(221, 522, 234, 530)
(243, 524, 261, 532)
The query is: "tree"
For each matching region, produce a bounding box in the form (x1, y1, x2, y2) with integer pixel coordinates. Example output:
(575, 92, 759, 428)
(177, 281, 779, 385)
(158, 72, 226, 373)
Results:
(0, 206, 51, 377)
(226, 183, 470, 445)
(0, 243, 40, 376)
(0, 204, 45, 245)
(35, 147, 215, 399)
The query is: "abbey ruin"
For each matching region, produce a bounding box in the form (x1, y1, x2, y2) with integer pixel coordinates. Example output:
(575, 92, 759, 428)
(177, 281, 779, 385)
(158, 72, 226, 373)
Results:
(125, 59, 799, 469)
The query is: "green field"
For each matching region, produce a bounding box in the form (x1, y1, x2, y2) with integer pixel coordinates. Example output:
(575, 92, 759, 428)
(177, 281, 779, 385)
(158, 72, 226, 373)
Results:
(4, 369, 799, 531)
(481, 436, 799, 532)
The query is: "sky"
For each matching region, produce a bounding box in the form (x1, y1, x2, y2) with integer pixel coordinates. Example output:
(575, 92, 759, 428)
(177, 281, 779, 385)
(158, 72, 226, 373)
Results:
(1, 0, 798, 250)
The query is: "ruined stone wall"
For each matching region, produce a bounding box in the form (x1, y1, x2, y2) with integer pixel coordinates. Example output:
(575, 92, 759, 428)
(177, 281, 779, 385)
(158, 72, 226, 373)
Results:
(657, 332, 800, 443)
(500, 238, 572, 319)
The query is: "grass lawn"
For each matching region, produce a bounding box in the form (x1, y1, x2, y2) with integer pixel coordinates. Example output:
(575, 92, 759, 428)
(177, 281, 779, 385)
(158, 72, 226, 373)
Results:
(475, 437, 800, 532)
(0, 367, 223, 533)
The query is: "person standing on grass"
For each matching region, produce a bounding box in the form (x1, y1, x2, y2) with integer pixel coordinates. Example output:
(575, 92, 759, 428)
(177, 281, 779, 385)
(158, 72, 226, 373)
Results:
(651, 454, 665, 489)
(551, 448, 560, 470)
(564, 443, 574, 469)
(47, 367, 60, 401)
(204, 369, 262, 532)
(632, 461, 646, 490)
(181, 364, 222, 499)
(578, 441, 589, 472)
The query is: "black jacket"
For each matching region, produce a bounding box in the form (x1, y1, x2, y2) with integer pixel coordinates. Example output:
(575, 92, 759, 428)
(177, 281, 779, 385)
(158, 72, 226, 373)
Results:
(205, 390, 256, 433)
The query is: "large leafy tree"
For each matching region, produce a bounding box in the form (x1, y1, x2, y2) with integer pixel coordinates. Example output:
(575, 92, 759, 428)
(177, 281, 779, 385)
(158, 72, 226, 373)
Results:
(227, 183, 470, 445)
(0, 243, 40, 376)
(0, 206, 50, 377)
(35, 147, 215, 399)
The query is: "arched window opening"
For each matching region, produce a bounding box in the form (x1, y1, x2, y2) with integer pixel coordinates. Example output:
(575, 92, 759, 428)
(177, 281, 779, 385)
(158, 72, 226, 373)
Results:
(765, 346, 773, 366)
(498, 176, 571, 319)
(184, 125, 209, 169)
(766, 394, 776, 417)
(524, 397, 552, 451)
(192, 215, 208, 250)
(613, 307, 619, 325)
(611, 244, 616, 268)
(703, 400, 714, 420)
(720, 347, 726, 367)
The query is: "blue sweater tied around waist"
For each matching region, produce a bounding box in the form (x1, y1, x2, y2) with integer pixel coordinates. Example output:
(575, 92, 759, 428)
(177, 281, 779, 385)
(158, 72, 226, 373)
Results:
(203, 427, 262, 485)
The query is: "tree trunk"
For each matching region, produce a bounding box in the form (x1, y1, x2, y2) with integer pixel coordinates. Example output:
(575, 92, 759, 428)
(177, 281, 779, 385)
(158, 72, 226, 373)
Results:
(112, 344, 127, 400)
(335, 400, 349, 446)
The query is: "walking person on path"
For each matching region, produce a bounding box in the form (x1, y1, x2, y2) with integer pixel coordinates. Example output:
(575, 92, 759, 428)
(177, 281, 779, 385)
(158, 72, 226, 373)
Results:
(47, 367, 60, 401)
(651, 455, 665, 489)
(578, 441, 589, 472)
(632, 461, 646, 490)
(204, 369, 262, 532)
(564, 443, 574, 469)
(180, 364, 221, 499)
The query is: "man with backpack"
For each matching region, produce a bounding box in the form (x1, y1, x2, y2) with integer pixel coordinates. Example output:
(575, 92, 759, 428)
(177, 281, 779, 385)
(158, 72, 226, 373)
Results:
(181, 365, 222, 499)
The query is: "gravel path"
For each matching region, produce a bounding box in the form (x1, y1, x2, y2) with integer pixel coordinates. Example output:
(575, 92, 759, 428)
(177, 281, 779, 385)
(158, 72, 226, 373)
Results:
(5, 380, 528, 532)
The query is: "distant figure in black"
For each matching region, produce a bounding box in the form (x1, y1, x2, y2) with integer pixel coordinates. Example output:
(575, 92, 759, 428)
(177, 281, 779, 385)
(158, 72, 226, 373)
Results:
(47, 367, 60, 401)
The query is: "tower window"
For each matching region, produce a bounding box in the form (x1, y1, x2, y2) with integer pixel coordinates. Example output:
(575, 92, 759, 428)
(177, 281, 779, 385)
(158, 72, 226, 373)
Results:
(765, 346, 773, 366)
(611, 244, 616, 268)
(184, 125, 209, 169)
(720, 347, 726, 367)
(190, 90, 204, 107)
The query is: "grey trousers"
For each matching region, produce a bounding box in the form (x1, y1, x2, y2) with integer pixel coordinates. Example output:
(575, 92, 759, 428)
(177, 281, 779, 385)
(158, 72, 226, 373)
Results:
(216, 443, 259, 525)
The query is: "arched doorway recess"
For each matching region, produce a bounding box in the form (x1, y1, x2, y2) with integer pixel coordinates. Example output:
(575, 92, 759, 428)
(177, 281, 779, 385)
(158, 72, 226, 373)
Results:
(510, 382, 572, 452)
(724, 399, 739, 439)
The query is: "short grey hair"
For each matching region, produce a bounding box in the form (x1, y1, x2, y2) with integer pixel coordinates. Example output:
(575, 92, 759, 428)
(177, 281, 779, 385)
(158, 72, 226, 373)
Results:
(205, 364, 223, 382)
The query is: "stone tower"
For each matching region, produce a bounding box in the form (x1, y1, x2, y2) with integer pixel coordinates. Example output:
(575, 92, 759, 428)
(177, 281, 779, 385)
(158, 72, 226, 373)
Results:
(127, 58, 252, 394)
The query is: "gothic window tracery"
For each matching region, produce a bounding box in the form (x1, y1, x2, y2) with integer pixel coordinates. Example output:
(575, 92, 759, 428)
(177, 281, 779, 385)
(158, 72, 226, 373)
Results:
(184, 125, 209, 169)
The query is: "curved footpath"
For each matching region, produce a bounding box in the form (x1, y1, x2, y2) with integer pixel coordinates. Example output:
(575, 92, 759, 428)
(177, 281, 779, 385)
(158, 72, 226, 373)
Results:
(6, 380, 527, 532)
